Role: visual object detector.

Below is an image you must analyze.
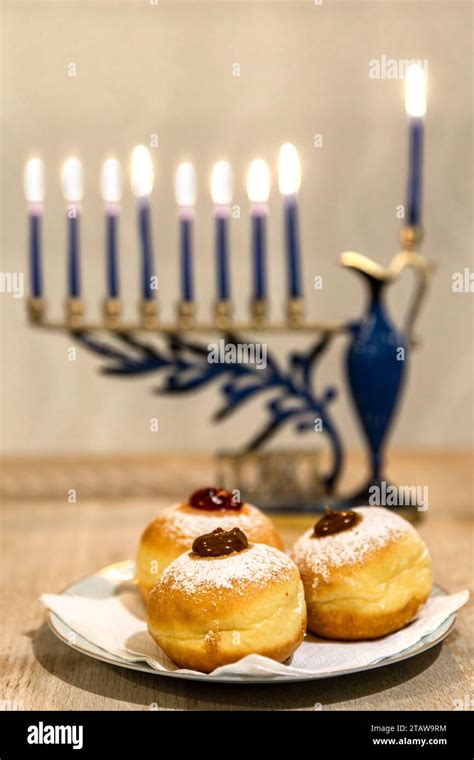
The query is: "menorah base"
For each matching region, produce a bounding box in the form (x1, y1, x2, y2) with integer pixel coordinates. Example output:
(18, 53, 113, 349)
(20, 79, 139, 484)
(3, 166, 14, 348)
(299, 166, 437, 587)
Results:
(216, 448, 329, 513)
(217, 452, 424, 520)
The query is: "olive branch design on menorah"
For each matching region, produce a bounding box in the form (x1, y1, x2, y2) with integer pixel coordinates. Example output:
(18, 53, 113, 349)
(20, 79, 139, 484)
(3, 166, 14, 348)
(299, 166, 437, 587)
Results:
(68, 325, 344, 494)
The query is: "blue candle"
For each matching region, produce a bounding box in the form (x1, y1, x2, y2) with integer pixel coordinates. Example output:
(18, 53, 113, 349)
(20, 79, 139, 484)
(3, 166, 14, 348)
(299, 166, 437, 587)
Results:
(29, 213, 42, 297)
(62, 158, 84, 298)
(252, 213, 267, 299)
(101, 158, 122, 298)
(24, 158, 45, 298)
(131, 145, 155, 301)
(175, 162, 197, 302)
(68, 211, 81, 297)
(106, 212, 119, 298)
(279, 144, 303, 298)
(405, 64, 426, 229)
(247, 159, 271, 301)
(180, 213, 194, 302)
(138, 198, 154, 300)
(215, 211, 230, 300)
(211, 161, 233, 301)
(406, 119, 423, 227)
(283, 196, 301, 298)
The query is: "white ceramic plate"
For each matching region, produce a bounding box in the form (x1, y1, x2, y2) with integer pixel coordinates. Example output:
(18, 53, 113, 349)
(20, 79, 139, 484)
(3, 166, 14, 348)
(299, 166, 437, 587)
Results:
(47, 561, 456, 684)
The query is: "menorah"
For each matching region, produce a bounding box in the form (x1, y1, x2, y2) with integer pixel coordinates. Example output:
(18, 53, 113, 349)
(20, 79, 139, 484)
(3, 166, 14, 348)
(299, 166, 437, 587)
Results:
(24, 67, 433, 512)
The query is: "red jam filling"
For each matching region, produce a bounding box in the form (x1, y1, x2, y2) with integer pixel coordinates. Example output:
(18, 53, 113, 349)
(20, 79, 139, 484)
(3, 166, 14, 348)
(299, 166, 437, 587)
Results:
(189, 487, 242, 511)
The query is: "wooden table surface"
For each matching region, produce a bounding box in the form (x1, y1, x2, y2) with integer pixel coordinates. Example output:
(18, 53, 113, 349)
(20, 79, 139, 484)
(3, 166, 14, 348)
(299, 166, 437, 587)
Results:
(1, 451, 472, 711)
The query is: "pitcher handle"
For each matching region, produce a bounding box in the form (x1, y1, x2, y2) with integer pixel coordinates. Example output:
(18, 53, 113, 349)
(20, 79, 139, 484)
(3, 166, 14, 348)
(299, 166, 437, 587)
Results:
(388, 248, 434, 342)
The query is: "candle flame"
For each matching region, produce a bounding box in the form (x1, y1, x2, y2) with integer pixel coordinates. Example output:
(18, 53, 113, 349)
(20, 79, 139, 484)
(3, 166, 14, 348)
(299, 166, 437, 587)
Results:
(24, 158, 45, 203)
(175, 162, 197, 207)
(247, 159, 270, 203)
(211, 160, 233, 205)
(278, 143, 301, 196)
(131, 145, 154, 197)
(405, 64, 427, 118)
(101, 158, 122, 203)
(62, 158, 83, 202)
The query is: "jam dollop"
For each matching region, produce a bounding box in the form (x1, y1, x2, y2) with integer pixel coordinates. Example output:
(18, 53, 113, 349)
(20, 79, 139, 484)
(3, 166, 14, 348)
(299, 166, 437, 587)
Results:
(313, 507, 361, 538)
(189, 487, 242, 511)
(192, 527, 248, 557)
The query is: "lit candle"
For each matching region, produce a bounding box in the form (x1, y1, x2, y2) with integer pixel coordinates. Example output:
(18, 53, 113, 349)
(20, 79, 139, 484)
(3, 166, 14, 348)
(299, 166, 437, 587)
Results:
(61, 157, 83, 298)
(24, 158, 45, 298)
(279, 143, 302, 298)
(247, 159, 270, 301)
(131, 145, 155, 301)
(211, 161, 233, 301)
(405, 63, 426, 228)
(175, 162, 196, 303)
(101, 158, 122, 299)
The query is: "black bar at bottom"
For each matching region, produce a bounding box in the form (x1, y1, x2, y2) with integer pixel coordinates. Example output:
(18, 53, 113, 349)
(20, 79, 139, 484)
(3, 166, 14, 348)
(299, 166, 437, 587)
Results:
(0, 710, 472, 757)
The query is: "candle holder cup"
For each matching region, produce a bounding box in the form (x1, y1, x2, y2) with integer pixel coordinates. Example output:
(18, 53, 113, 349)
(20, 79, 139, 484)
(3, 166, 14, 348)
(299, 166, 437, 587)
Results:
(27, 296, 46, 325)
(66, 297, 85, 330)
(214, 299, 233, 330)
(251, 298, 268, 329)
(103, 297, 121, 328)
(287, 296, 305, 328)
(140, 299, 158, 330)
(177, 301, 195, 331)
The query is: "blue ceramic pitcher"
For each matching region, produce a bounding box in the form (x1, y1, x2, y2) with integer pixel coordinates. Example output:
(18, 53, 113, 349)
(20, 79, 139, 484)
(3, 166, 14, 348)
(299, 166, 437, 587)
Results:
(341, 246, 432, 505)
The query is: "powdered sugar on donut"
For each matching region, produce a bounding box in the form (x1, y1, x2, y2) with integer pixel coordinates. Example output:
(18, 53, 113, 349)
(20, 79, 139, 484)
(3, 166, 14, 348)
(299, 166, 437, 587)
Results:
(292, 507, 416, 583)
(161, 502, 272, 544)
(161, 543, 295, 596)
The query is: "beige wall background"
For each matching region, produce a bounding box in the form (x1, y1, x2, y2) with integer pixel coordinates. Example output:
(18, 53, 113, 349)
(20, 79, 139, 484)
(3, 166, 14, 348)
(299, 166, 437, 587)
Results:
(1, 0, 472, 457)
